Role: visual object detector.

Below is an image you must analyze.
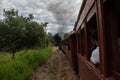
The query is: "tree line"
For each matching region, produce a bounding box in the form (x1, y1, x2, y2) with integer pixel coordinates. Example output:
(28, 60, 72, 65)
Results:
(0, 9, 51, 58)
(0, 9, 64, 59)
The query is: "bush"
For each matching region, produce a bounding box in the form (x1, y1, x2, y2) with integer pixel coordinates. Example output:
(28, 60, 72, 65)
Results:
(0, 60, 32, 80)
(20, 47, 52, 69)
(0, 47, 52, 80)
(25, 47, 52, 69)
(24, 50, 46, 69)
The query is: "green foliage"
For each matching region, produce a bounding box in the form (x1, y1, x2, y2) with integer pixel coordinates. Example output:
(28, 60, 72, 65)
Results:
(0, 52, 11, 63)
(0, 47, 52, 80)
(0, 9, 49, 58)
(46, 32, 54, 46)
(15, 47, 52, 69)
(23, 50, 46, 69)
(23, 47, 52, 69)
(0, 60, 32, 80)
(40, 47, 53, 60)
(23, 21, 46, 49)
(53, 33, 61, 46)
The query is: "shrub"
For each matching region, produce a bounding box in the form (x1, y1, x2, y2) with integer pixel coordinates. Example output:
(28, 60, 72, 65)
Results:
(25, 47, 52, 69)
(0, 60, 32, 80)
(0, 47, 52, 80)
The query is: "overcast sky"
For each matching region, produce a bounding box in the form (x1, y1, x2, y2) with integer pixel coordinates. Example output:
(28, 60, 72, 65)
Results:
(0, 0, 83, 34)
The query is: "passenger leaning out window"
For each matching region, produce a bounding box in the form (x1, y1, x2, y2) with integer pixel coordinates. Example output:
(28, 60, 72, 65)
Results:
(90, 30, 100, 66)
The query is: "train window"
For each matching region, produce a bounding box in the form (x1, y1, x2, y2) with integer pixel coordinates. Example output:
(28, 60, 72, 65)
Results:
(87, 14, 99, 66)
(77, 31, 81, 54)
(66, 43, 70, 50)
(64, 39, 70, 50)
(81, 29, 85, 55)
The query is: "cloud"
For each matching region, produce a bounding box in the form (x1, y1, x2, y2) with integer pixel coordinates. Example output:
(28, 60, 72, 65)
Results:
(0, 0, 83, 34)
(46, 0, 83, 33)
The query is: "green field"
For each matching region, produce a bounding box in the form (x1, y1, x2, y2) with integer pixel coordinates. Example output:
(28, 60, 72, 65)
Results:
(0, 47, 52, 80)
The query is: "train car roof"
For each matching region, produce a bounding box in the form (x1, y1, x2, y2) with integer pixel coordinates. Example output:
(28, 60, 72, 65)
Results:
(62, 31, 76, 41)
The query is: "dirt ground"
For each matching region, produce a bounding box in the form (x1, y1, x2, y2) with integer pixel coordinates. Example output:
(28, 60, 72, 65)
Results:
(31, 47, 79, 80)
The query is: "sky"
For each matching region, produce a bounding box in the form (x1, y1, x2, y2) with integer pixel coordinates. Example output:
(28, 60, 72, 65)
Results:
(0, 0, 83, 35)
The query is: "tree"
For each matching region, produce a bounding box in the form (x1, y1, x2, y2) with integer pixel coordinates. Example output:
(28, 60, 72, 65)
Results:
(46, 32, 54, 46)
(23, 21, 46, 49)
(0, 9, 25, 58)
(0, 9, 47, 58)
(41, 22, 48, 47)
(41, 22, 49, 47)
(53, 33, 61, 46)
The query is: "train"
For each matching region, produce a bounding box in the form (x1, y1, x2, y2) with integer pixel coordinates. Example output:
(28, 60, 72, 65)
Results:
(61, 0, 120, 80)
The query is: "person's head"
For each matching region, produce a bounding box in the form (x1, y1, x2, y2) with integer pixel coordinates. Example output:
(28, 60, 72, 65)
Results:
(90, 30, 98, 46)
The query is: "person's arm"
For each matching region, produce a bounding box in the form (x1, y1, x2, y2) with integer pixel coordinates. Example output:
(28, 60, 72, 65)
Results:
(90, 47, 99, 65)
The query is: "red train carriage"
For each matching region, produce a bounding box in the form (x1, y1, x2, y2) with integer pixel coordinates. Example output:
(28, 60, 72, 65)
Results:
(74, 0, 120, 80)
(62, 0, 120, 80)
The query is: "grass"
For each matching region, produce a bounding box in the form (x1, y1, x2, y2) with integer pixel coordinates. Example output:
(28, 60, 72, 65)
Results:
(0, 52, 11, 63)
(0, 60, 31, 80)
(0, 46, 53, 80)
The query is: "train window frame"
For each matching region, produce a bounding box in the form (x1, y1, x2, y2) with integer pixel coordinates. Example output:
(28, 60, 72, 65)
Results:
(80, 27, 86, 56)
(76, 31, 81, 54)
(86, 13, 100, 66)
